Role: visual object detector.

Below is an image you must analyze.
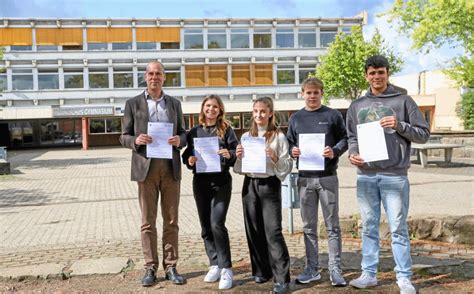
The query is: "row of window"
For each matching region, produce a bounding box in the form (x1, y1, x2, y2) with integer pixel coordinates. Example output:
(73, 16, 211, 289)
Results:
(88, 111, 292, 135)
(0, 64, 316, 91)
(6, 27, 348, 52)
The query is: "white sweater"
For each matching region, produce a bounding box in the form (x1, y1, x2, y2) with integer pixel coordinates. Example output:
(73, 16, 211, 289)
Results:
(234, 130, 293, 181)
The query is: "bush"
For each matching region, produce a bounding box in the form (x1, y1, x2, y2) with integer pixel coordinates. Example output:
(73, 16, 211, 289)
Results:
(457, 90, 474, 130)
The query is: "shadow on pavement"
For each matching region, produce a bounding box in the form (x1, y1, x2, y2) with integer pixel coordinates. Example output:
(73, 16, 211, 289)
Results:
(0, 188, 77, 208)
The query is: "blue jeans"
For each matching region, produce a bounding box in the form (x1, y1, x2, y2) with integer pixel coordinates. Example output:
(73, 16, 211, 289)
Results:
(356, 174, 412, 279)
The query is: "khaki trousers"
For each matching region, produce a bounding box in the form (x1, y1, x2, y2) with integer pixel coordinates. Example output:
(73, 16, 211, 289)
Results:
(138, 159, 180, 270)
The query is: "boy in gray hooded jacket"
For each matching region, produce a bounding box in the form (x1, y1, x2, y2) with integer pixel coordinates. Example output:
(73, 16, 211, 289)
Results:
(346, 55, 430, 294)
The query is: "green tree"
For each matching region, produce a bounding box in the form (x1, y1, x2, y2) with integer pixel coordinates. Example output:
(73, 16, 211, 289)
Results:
(385, 0, 474, 86)
(457, 90, 474, 129)
(314, 26, 402, 102)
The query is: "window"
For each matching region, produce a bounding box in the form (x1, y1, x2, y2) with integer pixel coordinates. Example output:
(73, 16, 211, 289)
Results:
(208, 65, 227, 86)
(320, 28, 337, 47)
(37, 45, 58, 51)
(254, 64, 273, 85)
(253, 29, 271, 48)
(10, 122, 33, 147)
(161, 42, 179, 49)
(10, 45, 32, 51)
(112, 42, 132, 50)
(299, 64, 316, 83)
(64, 68, 84, 89)
(38, 68, 59, 90)
(192, 114, 200, 127)
(341, 27, 352, 34)
(232, 64, 251, 86)
(113, 68, 133, 88)
(137, 42, 156, 50)
(12, 69, 33, 90)
(276, 28, 294, 48)
(89, 119, 105, 133)
(242, 112, 252, 129)
(40, 120, 81, 145)
(231, 29, 249, 48)
(0, 74, 6, 91)
(163, 67, 181, 87)
(88, 43, 107, 51)
(138, 67, 147, 87)
(184, 29, 203, 49)
(277, 65, 295, 84)
(89, 68, 109, 89)
(185, 65, 205, 87)
(298, 28, 316, 48)
(276, 111, 289, 127)
(208, 29, 226, 49)
(89, 118, 121, 134)
(183, 114, 191, 130)
(225, 113, 241, 129)
(63, 45, 83, 51)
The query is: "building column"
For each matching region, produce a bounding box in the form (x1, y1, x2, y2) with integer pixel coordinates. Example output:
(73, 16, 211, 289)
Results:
(82, 117, 89, 150)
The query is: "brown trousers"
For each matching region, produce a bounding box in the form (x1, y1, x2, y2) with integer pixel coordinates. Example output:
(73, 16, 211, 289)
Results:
(138, 159, 180, 271)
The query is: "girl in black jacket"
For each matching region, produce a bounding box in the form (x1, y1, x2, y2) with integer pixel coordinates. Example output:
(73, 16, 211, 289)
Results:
(182, 94, 238, 290)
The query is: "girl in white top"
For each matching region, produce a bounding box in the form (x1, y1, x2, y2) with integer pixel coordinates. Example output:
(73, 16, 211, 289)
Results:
(234, 96, 293, 293)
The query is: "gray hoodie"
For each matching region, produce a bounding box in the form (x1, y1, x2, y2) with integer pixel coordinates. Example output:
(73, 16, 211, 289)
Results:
(346, 85, 430, 175)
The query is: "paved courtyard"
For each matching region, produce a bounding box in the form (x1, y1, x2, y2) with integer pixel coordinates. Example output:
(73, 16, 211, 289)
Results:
(0, 147, 473, 283)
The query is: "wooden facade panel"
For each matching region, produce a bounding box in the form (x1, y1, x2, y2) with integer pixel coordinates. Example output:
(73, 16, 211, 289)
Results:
(185, 65, 205, 87)
(87, 28, 132, 43)
(36, 28, 83, 45)
(0, 28, 33, 45)
(254, 64, 273, 85)
(232, 65, 251, 86)
(208, 65, 228, 87)
(136, 27, 180, 42)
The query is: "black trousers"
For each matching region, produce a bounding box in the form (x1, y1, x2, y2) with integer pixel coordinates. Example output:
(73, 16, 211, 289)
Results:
(193, 172, 232, 268)
(242, 175, 290, 283)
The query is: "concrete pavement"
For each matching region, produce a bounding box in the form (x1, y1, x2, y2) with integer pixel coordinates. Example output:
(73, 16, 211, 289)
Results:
(0, 146, 473, 284)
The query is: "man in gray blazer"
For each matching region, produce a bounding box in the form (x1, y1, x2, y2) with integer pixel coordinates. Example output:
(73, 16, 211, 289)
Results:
(120, 61, 187, 287)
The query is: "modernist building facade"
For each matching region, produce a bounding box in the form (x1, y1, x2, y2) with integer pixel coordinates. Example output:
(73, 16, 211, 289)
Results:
(0, 16, 366, 148)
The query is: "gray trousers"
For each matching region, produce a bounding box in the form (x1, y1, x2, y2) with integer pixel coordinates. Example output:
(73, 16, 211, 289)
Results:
(298, 175, 342, 270)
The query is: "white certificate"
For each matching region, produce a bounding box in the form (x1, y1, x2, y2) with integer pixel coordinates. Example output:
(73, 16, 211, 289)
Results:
(241, 136, 266, 173)
(146, 122, 173, 159)
(298, 133, 325, 171)
(194, 137, 221, 173)
(357, 121, 389, 163)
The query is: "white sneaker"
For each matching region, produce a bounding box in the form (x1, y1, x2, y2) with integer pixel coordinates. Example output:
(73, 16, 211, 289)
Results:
(218, 268, 233, 290)
(349, 272, 378, 289)
(204, 265, 221, 283)
(397, 277, 416, 294)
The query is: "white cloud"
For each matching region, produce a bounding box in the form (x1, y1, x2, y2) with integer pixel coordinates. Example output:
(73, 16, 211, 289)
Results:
(363, 0, 462, 76)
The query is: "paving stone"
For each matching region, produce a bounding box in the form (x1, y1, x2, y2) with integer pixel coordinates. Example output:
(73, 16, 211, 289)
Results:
(0, 263, 65, 279)
(69, 257, 130, 276)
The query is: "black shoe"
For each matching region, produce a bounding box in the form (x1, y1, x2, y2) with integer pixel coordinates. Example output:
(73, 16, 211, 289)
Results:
(142, 268, 156, 287)
(165, 267, 185, 285)
(273, 282, 290, 293)
(254, 276, 269, 284)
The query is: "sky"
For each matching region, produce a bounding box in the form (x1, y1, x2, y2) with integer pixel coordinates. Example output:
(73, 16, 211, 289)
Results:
(0, 0, 462, 76)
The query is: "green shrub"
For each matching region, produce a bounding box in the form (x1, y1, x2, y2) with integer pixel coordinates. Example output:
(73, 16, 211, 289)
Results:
(457, 90, 474, 130)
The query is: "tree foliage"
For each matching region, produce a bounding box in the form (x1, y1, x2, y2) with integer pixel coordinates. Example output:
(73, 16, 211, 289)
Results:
(457, 90, 474, 130)
(385, 0, 474, 86)
(314, 26, 403, 102)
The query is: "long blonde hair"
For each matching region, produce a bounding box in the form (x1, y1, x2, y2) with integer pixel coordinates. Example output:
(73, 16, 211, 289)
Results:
(198, 94, 231, 138)
(249, 96, 280, 142)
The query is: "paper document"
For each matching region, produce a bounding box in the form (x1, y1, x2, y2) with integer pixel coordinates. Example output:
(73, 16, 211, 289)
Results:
(146, 122, 173, 159)
(194, 137, 221, 173)
(298, 133, 325, 171)
(241, 136, 266, 173)
(357, 121, 389, 162)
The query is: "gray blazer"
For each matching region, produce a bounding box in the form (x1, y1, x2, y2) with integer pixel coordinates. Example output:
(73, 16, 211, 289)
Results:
(120, 92, 187, 182)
